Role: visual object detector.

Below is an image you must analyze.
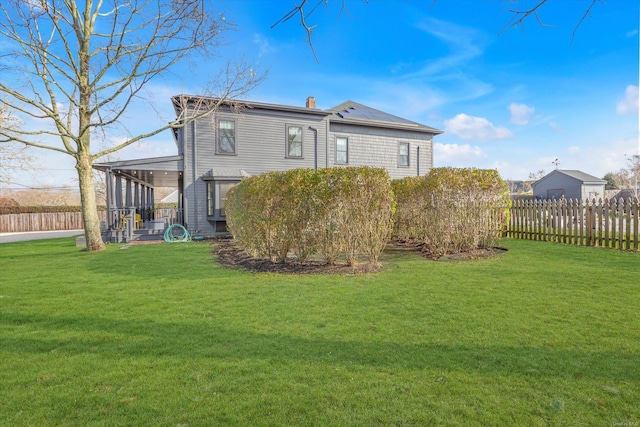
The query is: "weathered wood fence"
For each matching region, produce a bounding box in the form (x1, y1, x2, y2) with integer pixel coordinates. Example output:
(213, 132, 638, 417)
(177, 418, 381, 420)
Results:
(507, 198, 639, 251)
(0, 208, 181, 233)
(0, 211, 105, 233)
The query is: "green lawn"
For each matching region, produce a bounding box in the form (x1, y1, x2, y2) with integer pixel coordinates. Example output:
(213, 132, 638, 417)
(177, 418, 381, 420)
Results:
(1, 238, 638, 426)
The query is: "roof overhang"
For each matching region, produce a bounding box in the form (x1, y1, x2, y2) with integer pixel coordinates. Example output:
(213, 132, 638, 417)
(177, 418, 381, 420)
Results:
(93, 155, 183, 188)
(329, 117, 444, 135)
(171, 95, 333, 119)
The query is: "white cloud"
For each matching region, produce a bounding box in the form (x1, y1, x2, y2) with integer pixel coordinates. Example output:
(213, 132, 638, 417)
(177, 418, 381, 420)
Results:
(254, 34, 276, 57)
(412, 17, 488, 77)
(509, 103, 535, 125)
(548, 121, 564, 132)
(626, 29, 639, 38)
(616, 85, 639, 115)
(434, 142, 485, 164)
(566, 146, 580, 154)
(444, 113, 512, 141)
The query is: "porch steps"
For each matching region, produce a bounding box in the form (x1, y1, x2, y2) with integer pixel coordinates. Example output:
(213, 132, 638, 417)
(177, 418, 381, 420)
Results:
(132, 228, 165, 242)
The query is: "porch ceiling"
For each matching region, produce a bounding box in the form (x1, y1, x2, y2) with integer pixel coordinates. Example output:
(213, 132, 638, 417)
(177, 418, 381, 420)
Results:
(94, 155, 183, 188)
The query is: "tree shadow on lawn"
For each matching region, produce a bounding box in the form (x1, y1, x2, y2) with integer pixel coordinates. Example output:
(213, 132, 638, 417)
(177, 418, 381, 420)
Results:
(2, 313, 637, 382)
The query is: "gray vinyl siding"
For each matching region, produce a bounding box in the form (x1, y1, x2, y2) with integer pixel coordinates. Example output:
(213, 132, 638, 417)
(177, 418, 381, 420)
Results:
(192, 108, 328, 175)
(180, 107, 328, 235)
(180, 103, 437, 236)
(534, 174, 579, 199)
(329, 123, 433, 180)
(533, 173, 605, 201)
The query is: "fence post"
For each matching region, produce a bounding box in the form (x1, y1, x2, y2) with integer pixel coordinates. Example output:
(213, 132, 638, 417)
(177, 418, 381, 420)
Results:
(617, 198, 624, 249)
(633, 197, 639, 251)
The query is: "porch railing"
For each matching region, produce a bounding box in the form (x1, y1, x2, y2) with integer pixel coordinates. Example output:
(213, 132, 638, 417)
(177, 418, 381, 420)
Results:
(104, 208, 135, 243)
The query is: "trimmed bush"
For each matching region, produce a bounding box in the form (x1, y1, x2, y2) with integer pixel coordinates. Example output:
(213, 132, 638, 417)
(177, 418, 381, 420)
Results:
(226, 167, 394, 266)
(392, 168, 510, 256)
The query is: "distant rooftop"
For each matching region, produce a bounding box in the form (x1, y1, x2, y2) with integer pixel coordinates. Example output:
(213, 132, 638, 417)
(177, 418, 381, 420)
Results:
(555, 170, 606, 183)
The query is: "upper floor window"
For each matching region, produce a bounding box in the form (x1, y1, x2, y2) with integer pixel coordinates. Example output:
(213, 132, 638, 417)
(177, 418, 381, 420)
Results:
(217, 119, 236, 154)
(287, 125, 303, 158)
(398, 142, 409, 167)
(336, 137, 348, 164)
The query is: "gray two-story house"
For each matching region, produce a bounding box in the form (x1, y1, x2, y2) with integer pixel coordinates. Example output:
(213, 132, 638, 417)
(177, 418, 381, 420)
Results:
(95, 95, 443, 238)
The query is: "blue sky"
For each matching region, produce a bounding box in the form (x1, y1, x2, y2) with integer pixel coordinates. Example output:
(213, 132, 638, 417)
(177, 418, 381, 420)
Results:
(9, 0, 640, 189)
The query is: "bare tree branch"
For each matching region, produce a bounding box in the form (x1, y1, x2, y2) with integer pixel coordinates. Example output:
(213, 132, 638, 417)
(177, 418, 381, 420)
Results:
(272, 0, 321, 63)
(500, 0, 603, 40)
(274, 0, 603, 61)
(0, 0, 264, 251)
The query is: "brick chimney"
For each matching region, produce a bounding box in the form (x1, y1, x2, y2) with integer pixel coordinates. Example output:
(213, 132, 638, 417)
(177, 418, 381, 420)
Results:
(306, 96, 316, 109)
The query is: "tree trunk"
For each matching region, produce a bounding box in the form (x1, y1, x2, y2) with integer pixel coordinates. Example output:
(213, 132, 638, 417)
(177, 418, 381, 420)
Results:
(77, 152, 105, 251)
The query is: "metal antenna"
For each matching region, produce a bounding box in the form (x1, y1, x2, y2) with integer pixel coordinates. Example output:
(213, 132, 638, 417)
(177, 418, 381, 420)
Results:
(552, 158, 560, 169)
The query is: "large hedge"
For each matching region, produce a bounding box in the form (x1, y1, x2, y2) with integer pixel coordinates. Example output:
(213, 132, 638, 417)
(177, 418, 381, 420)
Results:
(392, 168, 510, 256)
(226, 167, 395, 266)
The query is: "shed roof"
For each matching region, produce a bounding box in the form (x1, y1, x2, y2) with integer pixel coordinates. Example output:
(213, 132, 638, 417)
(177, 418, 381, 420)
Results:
(555, 170, 606, 183)
(533, 169, 606, 187)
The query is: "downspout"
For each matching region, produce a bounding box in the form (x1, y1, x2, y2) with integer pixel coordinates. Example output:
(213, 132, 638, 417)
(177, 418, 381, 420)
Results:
(325, 118, 329, 168)
(309, 126, 318, 170)
(417, 146, 420, 176)
(191, 120, 199, 232)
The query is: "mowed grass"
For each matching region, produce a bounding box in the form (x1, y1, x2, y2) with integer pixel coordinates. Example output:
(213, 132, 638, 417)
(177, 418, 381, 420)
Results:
(0, 237, 638, 426)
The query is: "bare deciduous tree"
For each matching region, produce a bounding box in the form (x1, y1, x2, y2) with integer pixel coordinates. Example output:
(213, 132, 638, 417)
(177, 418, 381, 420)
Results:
(0, 100, 34, 186)
(0, 0, 263, 251)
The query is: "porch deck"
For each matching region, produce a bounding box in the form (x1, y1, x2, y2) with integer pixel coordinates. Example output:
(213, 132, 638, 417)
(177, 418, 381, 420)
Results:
(102, 208, 183, 244)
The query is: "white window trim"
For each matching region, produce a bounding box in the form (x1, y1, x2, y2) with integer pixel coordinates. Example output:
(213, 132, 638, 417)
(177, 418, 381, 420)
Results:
(206, 179, 239, 219)
(336, 136, 348, 164)
(286, 124, 304, 158)
(398, 142, 410, 168)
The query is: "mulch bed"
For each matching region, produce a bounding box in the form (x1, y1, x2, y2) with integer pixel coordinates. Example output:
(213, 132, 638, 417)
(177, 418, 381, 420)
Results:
(389, 238, 508, 261)
(211, 236, 507, 275)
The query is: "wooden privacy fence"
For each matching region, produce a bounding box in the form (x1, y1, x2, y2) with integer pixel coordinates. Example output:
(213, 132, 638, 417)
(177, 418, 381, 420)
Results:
(507, 198, 639, 251)
(0, 208, 181, 233)
(0, 211, 107, 233)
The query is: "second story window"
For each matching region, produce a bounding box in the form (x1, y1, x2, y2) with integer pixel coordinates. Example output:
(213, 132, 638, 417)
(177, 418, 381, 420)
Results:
(218, 119, 236, 154)
(336, 137, 348, 164)
(287, 125, 303, 158)
(398, 142, 409, 167)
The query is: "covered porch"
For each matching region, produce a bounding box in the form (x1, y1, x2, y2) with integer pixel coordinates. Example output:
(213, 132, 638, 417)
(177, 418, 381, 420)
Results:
(93, 155, 184, 243)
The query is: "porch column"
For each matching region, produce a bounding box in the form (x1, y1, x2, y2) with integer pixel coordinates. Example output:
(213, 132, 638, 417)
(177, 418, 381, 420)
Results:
(141, 186, 148, 220)
(147, 187, 154, 219)
(105, 170, 113, 227)
(125, 179, 133, 207)
(134, 182, 140, 210)
(142, 186, 146, 208)
(115, 175, 123, 209)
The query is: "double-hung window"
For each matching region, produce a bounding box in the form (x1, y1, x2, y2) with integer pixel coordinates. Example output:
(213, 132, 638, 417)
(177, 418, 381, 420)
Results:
(398, 142, 409, 167)
(217, 119, 236, 154)
(287, 125, 303, 158)
(336, 137, 348, 164)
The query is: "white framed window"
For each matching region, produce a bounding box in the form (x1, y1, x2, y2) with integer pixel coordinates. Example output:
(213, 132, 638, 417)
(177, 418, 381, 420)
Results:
(217, 119, 236, 154)
(207, 181, 237, 218)
(336, 137, 348, 164)
(398, 142, 409, 167)
(287, 125, 303, 158)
